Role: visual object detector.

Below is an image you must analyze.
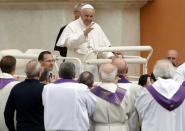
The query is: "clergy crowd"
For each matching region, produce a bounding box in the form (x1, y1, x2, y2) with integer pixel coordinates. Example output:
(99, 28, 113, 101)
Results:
(1, 50, 185, 131)
(1, 2, 185, 131)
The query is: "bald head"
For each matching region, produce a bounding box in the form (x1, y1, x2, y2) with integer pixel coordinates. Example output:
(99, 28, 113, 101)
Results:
(112, 58, 128, 76)
(167, 49, 179, 67)
(99, 63, 117, 82)
(80, 4, 95, 26)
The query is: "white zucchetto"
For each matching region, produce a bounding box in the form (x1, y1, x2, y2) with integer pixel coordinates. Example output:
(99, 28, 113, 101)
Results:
(81, 4, 94, 9)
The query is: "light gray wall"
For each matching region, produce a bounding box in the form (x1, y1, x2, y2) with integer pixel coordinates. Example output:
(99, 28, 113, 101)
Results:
(0, 2, 144, 77)
(0, 5, 140, 52)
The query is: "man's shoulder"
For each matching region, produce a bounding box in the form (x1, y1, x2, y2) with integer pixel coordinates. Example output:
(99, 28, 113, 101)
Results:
(13, 80, 43, 89)
(76, 83, 89, 90)
(45, 82, 88, 89)
(118, 82, 141, 90)
(67, 19, 80, 28)
(176, 62, 185, 71)
(5, 81, 20, 89)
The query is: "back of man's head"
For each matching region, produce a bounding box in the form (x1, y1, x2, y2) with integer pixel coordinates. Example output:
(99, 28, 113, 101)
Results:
(153, 59, 176, 79)
(99, 63, 117, 82)
(112, 58, 128, 76)
(0, 55, 16, 75)
(25, 59, 41, 79)
(59, 62, 75, 79)
(78, 71, 94, 88)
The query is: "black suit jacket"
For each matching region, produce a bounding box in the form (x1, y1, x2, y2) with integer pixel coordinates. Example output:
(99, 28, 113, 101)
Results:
(54, 25, 67, 57)
(4, 79, 45, 131)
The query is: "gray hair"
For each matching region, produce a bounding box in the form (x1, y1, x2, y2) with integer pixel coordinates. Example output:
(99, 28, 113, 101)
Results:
(73, 3, 86, 12)
(99, 64, 117, 82)
(25, 59, 41, 79)
(59, 62, 75, 79)
(153, 59, 176, 79)
(78, 71, 94, 88)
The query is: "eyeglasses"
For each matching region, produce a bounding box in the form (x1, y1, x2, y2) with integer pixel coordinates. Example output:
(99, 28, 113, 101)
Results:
(44, 59, 55, 63)
(167, 57, 176, 60)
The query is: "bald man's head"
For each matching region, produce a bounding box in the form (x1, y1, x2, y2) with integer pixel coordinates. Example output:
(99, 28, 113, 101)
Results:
(166, 49, 179, 67)
(112, 58, 128, 76)
(99, 63, 117, 82)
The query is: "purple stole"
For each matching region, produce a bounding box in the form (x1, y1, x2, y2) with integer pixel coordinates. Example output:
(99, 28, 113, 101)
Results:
(118, 75, 130, 83)
(182, 81, 185, 86)
(147, 85, 185, 111)
(0, 78, 16, 89)
(53, 79, 77, 84)
(91, 85, 126, 105)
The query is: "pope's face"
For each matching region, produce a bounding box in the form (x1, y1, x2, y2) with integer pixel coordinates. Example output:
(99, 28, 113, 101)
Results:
(81, 8, 95, 26)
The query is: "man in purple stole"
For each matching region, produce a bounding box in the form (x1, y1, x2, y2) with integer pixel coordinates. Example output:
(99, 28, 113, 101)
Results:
(42, 62, 96, 131)
(0, 55, 19, 131)
(91, 63, 139, 131)
(131, 59, 185, 131)
(112, 58, 144, 131)
(112, 58, 130, 83)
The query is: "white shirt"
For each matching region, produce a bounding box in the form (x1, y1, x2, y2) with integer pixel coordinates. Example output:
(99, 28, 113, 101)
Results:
(91, 82, 141, 131)
(131, 78, 185, 131)
(57, 17, 113, 61)
(42, 80, 96, 131)
(174, 63, 185, 83)
(0, 73, 19, 131)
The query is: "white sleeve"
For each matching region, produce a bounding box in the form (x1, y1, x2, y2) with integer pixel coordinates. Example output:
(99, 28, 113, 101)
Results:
(124, 84, 142, 131)
(57, 25, 87, 48)
(129, 108, 141, 131)
(84, 89, 97, 116)
(173, 63, 185, 83)
(96, 25, 114, 58)
(42, 87, 46, 106)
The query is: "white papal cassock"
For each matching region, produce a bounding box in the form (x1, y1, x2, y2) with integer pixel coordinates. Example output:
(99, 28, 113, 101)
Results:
(131, 78, 185, 131)
(90, 82, 141, 131)
(56, 17, 113, 76)
(57, 17, 113, 60)
(0, 73, 19, 131)
(42, 79, 96, 131)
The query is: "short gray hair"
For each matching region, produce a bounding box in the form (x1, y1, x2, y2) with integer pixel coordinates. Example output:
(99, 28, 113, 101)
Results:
(59, 62, 75, 79)
(153, 59, 176, 79)
(25, 59, 41, 79)
(99, 64, 117, 82)
(78, 71, 94, 88)
(73, 3, 86, 12)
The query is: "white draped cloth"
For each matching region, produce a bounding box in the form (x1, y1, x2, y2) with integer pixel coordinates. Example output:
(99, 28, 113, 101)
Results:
(42, 80, 96, 131)
(131, 78, 185, 131)
(174, 63, 185, 83)
(91, 82, 141, 131)
(0, 73, 19, 131)
(57, 17, 113, 61)
(57, 18, 113, 77)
